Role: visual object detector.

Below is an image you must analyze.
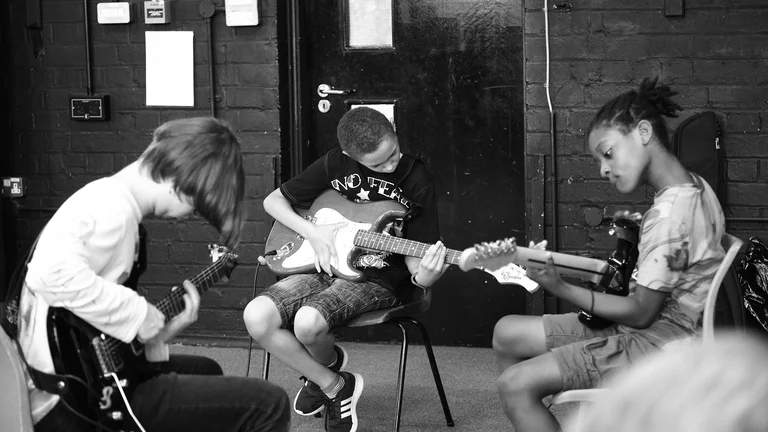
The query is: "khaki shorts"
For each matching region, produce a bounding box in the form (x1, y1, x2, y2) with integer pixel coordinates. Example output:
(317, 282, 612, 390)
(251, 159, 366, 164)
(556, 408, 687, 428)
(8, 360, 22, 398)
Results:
(544, 309, 696, 390)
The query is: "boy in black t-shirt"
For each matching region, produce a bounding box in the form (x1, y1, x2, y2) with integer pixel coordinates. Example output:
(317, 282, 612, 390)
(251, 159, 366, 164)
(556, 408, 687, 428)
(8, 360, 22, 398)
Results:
(244, 107, 448, 432)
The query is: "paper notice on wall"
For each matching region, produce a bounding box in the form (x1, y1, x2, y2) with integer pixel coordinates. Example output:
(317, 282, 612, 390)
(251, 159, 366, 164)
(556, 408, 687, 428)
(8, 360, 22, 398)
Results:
(145, 31, 194, 106)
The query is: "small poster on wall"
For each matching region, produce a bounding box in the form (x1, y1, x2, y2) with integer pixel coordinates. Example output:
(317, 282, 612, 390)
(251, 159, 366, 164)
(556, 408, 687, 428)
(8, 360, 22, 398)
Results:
(145, 31, 194, 106)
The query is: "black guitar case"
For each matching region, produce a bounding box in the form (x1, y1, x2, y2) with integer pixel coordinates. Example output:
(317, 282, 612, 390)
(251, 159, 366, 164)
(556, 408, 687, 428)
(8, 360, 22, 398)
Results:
(672, 111, 745, 331)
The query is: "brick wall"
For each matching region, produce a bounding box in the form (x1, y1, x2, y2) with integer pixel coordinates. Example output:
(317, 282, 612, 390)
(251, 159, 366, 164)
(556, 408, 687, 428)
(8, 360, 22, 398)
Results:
(6, 0, 279, 340)
(7, 0, 768, 338)
(524, 0, 768, 260)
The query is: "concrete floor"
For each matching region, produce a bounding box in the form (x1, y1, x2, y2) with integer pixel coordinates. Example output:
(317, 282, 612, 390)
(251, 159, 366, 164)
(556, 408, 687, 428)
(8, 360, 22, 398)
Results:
(170, 341, 577, 432)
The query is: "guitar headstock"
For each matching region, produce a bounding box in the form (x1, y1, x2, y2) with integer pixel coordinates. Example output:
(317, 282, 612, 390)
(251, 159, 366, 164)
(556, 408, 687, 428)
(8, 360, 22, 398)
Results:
(208, 244, 239, 281)
(458, 237, 539, 292)
(458, 238, 519, 272)
(609, 217, 641, 244)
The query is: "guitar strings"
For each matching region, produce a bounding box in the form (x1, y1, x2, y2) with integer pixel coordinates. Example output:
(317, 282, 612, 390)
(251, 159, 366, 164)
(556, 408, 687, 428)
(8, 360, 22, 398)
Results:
(355, 231, 461, 262)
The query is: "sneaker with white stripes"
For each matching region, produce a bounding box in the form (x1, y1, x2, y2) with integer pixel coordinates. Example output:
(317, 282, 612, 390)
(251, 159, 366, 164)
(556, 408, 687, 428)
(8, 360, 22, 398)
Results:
(325, 371, 364, 432)
(294, 345, 349, 416)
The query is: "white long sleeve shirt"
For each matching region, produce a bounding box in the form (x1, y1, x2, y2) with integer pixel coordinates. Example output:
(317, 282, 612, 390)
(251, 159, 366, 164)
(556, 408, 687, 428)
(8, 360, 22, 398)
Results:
(18, 177, 165, 423)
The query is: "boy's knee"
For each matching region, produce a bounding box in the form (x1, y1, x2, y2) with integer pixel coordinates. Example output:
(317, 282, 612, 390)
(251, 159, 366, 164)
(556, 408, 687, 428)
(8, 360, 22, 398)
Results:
(248, 381, 291, 432)
(492, 316, 523, 354)
(270, 389, 291, 431)
(243, 297, 281, 340)
(293, 306, 329, 345)
(496, 364, 537, 400)
(197, 356, 224, 376)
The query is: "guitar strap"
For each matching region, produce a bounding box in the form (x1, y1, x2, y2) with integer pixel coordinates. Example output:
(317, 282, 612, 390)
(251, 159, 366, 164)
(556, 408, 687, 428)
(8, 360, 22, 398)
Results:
(0, 228, 73, 396)
(123, 223, 147, 292)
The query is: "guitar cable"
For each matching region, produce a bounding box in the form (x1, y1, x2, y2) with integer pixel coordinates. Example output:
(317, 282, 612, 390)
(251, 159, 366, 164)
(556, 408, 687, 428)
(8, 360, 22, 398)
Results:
(56, 372, 145, 432)
(108, 372, 147, 432)
(59, 397, 120, 432)
(245, 251, 275, 377)
(7, 332, 121, 432)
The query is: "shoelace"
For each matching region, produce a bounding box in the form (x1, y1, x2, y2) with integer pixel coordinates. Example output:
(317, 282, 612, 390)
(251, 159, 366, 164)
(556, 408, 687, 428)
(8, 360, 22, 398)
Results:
(325, 395, 343, 423)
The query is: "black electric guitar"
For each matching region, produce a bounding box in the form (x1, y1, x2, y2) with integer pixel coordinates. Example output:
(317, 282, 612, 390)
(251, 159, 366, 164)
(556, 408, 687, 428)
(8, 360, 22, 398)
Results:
(46, 244, 238, 432)
(264, 189, 538, 291)
(458, 218, 640, 328)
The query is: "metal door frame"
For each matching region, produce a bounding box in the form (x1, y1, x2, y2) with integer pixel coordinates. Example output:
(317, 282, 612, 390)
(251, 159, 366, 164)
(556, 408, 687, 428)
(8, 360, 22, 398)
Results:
(278, 0, 310, 180)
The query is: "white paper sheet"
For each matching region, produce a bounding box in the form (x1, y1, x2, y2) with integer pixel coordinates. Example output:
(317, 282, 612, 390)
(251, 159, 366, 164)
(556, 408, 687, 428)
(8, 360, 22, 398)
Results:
(145, 31, 194, 106)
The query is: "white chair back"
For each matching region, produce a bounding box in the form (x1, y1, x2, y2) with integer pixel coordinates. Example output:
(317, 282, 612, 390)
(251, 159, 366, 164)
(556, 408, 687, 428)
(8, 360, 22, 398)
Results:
(701, 233, 744, 342)
(552, 233, 744, 407)
(0, 328, 34, 431)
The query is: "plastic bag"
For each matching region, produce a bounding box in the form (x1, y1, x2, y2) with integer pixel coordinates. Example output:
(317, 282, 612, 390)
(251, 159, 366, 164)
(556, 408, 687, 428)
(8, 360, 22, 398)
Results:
(738, 236, 768, 333)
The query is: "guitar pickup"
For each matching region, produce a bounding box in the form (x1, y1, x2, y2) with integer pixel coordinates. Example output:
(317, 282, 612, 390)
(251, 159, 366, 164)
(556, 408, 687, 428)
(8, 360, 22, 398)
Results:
(92, 336, 121, 377)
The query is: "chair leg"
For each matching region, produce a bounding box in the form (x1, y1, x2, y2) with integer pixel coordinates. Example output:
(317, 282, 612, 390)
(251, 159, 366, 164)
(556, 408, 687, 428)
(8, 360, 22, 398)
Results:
(392, 321, 409, 432)
(402, 317, 455, 427)
(262, 349, 271, 381)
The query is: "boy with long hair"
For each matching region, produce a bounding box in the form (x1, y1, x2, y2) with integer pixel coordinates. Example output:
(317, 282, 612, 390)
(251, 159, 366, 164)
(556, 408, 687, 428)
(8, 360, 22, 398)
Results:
(11, 117, 290, 432)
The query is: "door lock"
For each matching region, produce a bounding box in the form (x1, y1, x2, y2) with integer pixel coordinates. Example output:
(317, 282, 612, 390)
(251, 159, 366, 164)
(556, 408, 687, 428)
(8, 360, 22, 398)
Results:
(317, 84, 354, 97)
(318, 99, 331, 113)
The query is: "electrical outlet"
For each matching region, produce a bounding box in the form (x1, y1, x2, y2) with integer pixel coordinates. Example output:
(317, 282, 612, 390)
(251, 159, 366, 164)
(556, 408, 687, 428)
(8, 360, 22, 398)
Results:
(70, 95, 110, 121)
(1, 177, 26, 198)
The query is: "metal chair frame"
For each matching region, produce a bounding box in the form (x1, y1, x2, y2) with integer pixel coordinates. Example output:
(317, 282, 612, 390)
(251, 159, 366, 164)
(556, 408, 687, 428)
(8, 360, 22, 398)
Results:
(256, 282, 455, 432)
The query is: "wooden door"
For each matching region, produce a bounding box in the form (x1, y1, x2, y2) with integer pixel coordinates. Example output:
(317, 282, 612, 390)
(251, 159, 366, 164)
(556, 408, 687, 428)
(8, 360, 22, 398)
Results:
(295, 0, 526, 346)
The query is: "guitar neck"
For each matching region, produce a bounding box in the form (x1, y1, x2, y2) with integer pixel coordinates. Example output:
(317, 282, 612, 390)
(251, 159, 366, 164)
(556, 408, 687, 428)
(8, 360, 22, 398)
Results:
(513, 247, 608, 285)
(458, 239, 609, 286)
(154, 258, 228, 321)
(354, 231, 461, 265)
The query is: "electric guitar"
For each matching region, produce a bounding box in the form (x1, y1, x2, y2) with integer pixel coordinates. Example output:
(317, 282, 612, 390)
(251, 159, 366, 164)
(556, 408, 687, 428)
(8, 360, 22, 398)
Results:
(458, 218, 640, 328)
(264, 189, 538, 291)
(46, 245, 238, 432)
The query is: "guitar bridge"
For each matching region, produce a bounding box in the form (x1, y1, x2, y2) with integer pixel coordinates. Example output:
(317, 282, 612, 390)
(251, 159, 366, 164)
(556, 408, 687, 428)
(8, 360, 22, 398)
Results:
(92, 335, 123, 377)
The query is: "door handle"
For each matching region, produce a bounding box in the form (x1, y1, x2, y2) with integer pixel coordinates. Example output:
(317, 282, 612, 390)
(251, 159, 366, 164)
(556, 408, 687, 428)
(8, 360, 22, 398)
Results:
(317, 84, 354, 97)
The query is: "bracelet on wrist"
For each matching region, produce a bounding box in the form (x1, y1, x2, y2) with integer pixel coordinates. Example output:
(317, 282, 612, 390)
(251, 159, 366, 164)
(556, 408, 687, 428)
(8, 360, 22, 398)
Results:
(411, 271, 429, 289)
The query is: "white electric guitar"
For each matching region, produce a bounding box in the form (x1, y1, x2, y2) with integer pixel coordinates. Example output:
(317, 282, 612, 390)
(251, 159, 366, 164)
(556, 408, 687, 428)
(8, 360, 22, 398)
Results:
(263, 189, 539, 291)
(458, 218, 641, 328)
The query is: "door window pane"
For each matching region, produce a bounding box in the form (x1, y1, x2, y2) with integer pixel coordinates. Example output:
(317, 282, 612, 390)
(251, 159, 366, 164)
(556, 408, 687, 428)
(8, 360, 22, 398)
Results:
(348, 0, 393, 48)
(350, 103, 396, 130)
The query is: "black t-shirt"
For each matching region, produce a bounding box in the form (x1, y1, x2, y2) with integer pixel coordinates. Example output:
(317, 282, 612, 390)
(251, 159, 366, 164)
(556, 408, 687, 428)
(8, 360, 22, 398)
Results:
(280, 148, 440, 293)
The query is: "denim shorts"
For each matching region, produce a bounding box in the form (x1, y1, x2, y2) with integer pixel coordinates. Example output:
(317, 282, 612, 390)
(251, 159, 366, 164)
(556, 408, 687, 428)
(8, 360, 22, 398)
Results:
(544, 303, 697, 391)
(259, 273, 402, 330)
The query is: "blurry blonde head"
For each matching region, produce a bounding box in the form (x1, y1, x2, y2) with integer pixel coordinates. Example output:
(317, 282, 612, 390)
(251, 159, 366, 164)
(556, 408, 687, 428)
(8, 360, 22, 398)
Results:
(569, 332, 768, 432)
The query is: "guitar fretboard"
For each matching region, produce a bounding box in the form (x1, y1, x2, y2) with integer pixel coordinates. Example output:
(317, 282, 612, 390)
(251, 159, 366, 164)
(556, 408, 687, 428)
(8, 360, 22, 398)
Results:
(354, 231, 461, 265)
(155, 257, 230, 320)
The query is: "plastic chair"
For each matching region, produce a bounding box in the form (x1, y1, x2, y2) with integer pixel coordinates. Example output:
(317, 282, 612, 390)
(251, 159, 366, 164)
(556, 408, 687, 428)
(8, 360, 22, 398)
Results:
(0, 326, 34, 431)
(551, 232, 744, 405)
(260, 286, 455, 432)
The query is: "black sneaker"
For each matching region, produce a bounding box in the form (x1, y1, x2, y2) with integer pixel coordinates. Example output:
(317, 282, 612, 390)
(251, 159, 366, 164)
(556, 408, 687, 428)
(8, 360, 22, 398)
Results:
(293, 345, 349, 416)
(329, 344, 348, 372)
(325, 371, 364, 432)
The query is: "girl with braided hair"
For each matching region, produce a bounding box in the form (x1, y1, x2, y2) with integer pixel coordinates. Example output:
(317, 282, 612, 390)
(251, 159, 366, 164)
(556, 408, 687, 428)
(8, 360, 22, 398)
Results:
(492, 77, 726, 432)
